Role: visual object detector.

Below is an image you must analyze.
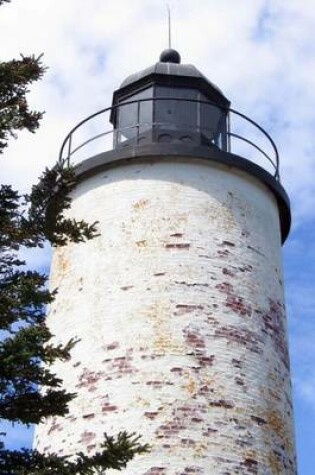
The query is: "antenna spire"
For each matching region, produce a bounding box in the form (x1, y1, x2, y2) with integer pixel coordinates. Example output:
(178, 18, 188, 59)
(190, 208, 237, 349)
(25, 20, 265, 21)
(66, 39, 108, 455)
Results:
(159, 3, 181, 64)
(167, 3, 171, 49)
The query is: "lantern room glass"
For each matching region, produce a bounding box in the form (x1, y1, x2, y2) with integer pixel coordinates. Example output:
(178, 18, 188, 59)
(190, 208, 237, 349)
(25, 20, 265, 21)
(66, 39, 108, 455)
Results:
(115, 87, 153, 145)
(114, 85, 228, 151)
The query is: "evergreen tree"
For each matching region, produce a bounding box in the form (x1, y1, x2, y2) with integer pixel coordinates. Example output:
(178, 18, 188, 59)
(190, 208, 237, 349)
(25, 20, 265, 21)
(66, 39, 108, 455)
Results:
(0, 3, 148, 473)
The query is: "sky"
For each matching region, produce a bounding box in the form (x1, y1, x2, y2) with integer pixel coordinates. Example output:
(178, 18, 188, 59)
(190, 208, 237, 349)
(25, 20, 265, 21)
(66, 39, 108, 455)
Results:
(1, 0, 315, 472)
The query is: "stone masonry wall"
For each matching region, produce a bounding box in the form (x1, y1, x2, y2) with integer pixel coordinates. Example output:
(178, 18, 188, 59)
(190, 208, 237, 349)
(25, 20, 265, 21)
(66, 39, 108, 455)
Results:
(34, 158, 296, 474)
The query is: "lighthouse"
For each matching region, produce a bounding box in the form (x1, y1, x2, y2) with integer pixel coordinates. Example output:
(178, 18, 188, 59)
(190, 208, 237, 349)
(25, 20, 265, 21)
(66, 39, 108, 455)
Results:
(34, 49, 296, 474)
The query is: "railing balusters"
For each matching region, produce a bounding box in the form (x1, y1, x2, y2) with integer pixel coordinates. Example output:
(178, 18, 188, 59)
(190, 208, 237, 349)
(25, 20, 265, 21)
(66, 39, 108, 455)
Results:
(67, 133, 72, 168)
(58, 98, 280, 181)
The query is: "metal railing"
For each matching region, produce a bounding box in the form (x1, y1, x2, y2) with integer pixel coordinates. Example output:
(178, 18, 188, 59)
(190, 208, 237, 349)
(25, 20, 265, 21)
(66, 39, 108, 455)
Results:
(59, 97, 280, 180)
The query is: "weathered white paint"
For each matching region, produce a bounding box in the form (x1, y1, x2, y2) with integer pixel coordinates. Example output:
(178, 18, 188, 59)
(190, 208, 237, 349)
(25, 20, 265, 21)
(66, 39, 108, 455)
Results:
(34, 158, 296, 474)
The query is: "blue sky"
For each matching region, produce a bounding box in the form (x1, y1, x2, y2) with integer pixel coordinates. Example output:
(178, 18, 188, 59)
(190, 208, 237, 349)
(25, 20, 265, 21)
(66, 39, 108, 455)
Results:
(1, 0, 315, 473)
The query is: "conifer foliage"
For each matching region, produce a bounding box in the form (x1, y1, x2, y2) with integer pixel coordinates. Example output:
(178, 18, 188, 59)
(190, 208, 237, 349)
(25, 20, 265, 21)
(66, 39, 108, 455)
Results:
(0, 1, 148, 473)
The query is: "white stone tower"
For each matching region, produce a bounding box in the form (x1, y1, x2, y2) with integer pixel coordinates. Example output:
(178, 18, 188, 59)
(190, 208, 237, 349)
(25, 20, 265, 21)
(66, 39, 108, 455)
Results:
(34, 49, 296, 474)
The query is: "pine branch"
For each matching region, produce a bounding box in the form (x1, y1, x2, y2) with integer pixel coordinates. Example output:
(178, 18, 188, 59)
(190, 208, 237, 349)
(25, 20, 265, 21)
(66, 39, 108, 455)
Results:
(0, 432, 149, 474)
(0, 55, 46, 153)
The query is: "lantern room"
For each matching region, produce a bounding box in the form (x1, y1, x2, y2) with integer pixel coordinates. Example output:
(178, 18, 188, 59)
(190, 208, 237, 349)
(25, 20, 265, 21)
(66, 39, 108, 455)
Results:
(110, 49, 231, 150)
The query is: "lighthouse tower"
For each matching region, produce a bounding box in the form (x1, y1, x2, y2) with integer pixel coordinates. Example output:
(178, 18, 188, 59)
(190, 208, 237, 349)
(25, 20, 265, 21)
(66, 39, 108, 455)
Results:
(34, 50, 296, 474)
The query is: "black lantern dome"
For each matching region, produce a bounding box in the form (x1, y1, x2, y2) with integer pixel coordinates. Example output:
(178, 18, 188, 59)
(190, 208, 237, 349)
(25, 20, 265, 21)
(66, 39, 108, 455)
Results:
(110, 49, 230, 150)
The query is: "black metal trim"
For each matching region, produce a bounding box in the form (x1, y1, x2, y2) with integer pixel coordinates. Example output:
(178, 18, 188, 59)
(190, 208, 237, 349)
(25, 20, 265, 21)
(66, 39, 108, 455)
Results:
(111, 73, 231, 118)
(74, 143, 291, 244)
